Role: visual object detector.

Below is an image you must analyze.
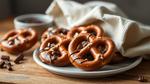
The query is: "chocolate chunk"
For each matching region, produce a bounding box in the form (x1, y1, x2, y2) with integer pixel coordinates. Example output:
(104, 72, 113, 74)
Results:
(6, 61, 13, 71)
(0, 55, 13, 71)
(0, 61, 5, 68)
(1, 55, 10, 61)
(14, 53, 24, 64)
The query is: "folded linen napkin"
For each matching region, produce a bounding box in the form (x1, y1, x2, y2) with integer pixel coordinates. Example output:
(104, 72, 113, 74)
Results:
(46, 0, 150, 58)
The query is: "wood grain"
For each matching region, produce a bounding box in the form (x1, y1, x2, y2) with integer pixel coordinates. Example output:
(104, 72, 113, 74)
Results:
(0, 18, 150, 84)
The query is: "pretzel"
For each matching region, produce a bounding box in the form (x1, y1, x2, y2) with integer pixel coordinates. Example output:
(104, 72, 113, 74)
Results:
(67, 25, 103, 39)
(0, 28, 38, 54)
(41, 27, 68, 42)
(68, 33, 115, 71)
(39, 35, 70, 66)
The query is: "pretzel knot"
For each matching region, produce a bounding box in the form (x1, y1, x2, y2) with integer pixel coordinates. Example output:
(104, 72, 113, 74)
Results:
(39, 35, 70, 66)
(67, 25, 103, 39)
(41, 27, 69, 42)
(0, 28, 38, 54)
(68, 33, 115, 71)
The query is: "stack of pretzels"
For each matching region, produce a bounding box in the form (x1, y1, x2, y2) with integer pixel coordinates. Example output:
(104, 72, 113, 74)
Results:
(0, 25, 115, 71)
(40, 25, 115, 71)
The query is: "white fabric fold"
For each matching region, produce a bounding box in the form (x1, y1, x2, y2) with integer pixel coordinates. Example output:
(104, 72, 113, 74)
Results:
(46, 0, 150, 58)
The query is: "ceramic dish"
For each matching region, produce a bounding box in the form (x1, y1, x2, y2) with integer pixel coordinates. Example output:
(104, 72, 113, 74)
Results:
(14, 14, 54, 37)
(33, 48, 142, 78)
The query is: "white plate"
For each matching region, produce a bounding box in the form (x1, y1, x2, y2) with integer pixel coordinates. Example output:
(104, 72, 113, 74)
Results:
(33, 48, 143, 78)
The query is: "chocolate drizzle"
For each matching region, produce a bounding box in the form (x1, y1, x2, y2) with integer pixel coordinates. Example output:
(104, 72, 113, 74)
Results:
(98, 45, 107, 54)
(77, 40, 88, 50)
(80, 59, 88, 64)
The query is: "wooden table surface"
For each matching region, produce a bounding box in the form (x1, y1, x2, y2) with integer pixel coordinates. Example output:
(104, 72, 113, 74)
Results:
(0, 18, 150, 84)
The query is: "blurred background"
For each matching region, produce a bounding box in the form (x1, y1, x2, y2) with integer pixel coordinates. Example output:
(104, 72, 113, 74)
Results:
(0, 0, 150, 25)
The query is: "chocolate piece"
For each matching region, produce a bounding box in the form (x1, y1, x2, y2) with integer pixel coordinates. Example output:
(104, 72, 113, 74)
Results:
(14, 53, 24, 64)
(1, 55, 10, 61)
(0, 61, 5, 68)
(6, 61, 13, 71)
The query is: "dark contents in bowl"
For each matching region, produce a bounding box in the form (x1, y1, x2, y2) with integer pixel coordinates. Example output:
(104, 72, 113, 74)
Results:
(20, 18, 44, 24)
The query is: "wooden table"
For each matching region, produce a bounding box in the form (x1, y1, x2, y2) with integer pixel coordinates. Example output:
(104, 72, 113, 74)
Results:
(0, 18, 150, 84)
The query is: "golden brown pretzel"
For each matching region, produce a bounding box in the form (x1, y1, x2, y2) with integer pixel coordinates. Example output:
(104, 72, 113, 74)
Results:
(0, 28, 38, 54)
(41, 27, 68, 42)
(39, 35, 70, 66)
(68, 33, 115, 71)
(67, 25, 103, 39)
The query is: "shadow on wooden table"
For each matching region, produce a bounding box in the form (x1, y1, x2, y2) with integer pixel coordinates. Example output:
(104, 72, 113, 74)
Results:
(0, 82, 16, 84)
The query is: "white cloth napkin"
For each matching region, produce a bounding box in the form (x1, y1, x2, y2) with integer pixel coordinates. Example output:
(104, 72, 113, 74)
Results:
(46, 0, 150, 58)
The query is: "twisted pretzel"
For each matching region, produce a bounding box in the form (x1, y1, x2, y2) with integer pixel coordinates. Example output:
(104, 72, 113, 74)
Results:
(68, 33, 115, 71)
(39, 35, 70, 66)
(67, 25, 103, 39)
(0, 28, 38, 54)
(41, 27, 68, 42)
